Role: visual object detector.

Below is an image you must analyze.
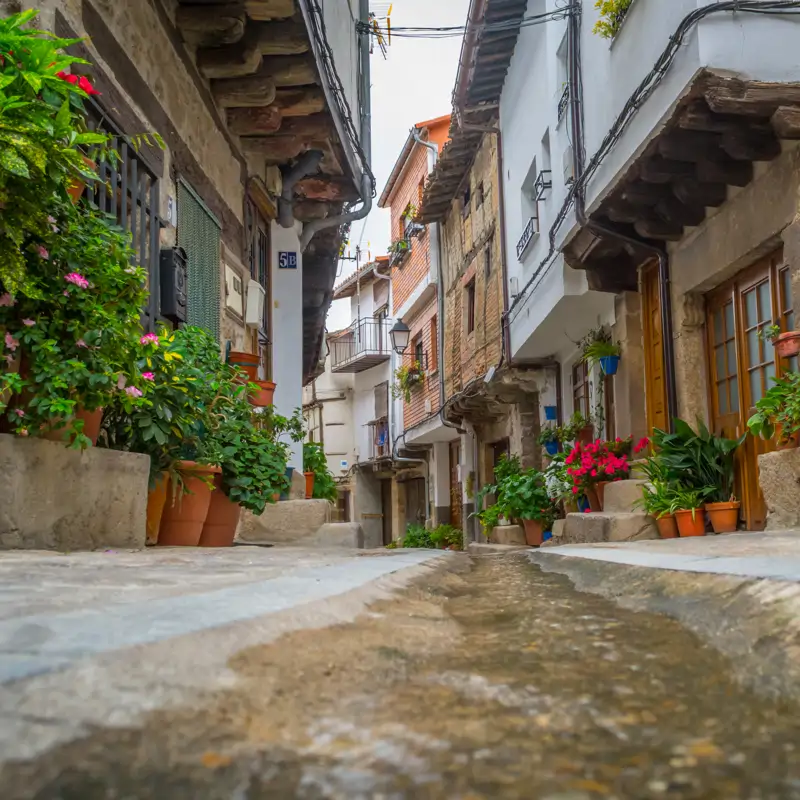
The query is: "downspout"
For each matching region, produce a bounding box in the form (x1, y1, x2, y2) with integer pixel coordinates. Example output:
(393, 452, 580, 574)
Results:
(297, 0, 374, 250)
(567, 5, 678, 429)
(278, 149, 324, 229)
(496, 129, 513, 367)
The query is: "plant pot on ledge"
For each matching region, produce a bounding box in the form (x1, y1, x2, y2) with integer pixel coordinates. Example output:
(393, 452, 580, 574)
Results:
(199, 475, 241, 547)
(522, 519, 544, 547)
(674, 507, 706, 537)
(655, 513, 679, 539)
(228, 351, 260, 382)
(706, 500, 741, 534)
(158, 462, 221, 547)
(250, 380, 276, 407)
(304, 471, 315, 499)
(775, 331, 800, 359)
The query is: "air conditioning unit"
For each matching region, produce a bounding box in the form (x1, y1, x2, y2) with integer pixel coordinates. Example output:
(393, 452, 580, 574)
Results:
(224, 265, 244, 317)
(563, 146, 575, 184)
(245, 279, 266, 328)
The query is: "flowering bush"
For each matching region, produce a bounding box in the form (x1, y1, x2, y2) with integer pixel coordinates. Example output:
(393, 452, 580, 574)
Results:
(565, 439, 634, 496)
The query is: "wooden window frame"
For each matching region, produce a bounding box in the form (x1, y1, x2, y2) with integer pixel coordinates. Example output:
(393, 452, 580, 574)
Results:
(465, 278, 476, 334)
(572, 360, 590, 418)
(429, 315, 438, 373)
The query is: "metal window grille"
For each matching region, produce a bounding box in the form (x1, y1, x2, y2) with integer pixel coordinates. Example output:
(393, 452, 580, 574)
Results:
(83, 99, 162, 331)
(177, 180, 221, 341)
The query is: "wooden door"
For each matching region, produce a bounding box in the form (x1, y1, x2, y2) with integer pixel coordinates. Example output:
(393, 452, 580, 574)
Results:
(642, 262, 668, 433)
(449, 442, 463, 531)
(706, 249, 791, 530)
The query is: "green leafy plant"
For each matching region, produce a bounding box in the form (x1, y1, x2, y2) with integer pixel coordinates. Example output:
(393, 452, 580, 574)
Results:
(544, 452, 573, 505)
(536, 424, 559, 447)
(637, 480, 678, 520)
(401, 203, 417, 220)
(430, 523, 463, 550)
(303, 442, 338, 502)
(652, 418, 745, 503)
(504, 468, 558, 529)
(391, 359, 424, 403)
(555, 411, 593, 445)
(389, 238, 410, 256)
(760, 324, 782, 344)
(475, 453, 522, 533)
(580, 327, 621, 365)
(669, 486, 710, 519)
(593, 0, 635, 39)
(402, 523, 435, 549)
(747, 372, 800, 447)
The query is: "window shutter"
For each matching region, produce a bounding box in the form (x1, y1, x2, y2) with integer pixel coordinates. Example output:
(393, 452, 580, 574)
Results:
(374, 381, 389, 419)
(177, 180, 222, 341)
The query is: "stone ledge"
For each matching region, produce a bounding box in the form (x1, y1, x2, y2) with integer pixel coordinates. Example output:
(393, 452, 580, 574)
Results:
(489, 524, 526, 546)
(563, 512, 659, 545)
(238, 499, 332, 544)
(0, 434, 149, 551)
(603, 480, 648, 513)
(759, 449, 800, 530)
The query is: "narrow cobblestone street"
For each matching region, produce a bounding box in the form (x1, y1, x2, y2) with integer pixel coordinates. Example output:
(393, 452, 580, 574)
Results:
(2, 551, 799, 799)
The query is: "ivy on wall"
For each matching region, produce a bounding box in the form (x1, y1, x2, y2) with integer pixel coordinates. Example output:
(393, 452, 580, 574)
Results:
(593, 0, 635, 39)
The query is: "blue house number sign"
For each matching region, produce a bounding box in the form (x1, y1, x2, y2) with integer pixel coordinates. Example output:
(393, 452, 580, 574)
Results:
(278, 251, 298, 269)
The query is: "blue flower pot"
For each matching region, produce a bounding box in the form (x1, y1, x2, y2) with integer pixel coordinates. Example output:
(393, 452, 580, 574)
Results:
(279, 466, 295, 501)
(599, 355, 620, 376)
(578, 495, 590, 513)
(543, 531, 553, 542)
(544, 405, 558, 421)
(544, 440, 559, 456)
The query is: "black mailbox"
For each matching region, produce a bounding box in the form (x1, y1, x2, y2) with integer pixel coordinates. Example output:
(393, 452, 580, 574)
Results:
(160, 246, 187, 324)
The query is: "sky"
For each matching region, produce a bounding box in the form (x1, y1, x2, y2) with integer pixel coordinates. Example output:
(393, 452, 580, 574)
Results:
(326, 0, 470, 332)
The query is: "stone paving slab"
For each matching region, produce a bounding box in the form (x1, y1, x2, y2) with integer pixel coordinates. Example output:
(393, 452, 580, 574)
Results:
(541, 530, 800, 581)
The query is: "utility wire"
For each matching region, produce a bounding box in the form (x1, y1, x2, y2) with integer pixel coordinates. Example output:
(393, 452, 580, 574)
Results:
(507, 0, 800, 325)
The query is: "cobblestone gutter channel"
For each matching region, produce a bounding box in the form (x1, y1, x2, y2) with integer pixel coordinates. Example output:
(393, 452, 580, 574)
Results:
(2, 554, 800, 798)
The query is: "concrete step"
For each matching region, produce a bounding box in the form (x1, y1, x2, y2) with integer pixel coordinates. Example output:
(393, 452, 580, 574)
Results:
(238, 499, 332, 545)
(489, 524, 527, 546)
(562, 512, 659, 545)
(603, 480, 648, 513)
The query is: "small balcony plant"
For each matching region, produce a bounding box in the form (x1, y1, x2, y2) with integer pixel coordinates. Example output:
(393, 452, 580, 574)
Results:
(593, 0, 635, 40)
(391, 360, 424, 403)
(388, 237, 411, 267)
(581, 327, 622, 375)
(760, 323, 800, 360)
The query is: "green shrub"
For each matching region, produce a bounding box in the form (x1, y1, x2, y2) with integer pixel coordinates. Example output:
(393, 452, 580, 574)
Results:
(430, 524, 463, 550)
(402, 523, 435, 549)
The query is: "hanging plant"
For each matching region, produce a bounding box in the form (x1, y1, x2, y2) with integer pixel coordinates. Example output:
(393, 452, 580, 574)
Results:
(593, 0, 635, 39)
(391, 360, 424, 403)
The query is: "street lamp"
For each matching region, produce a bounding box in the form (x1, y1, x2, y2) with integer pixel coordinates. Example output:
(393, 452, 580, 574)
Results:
(390, 319, 411, 355)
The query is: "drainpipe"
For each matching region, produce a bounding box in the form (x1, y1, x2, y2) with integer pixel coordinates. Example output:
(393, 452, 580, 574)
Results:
(278, 149, 324, 228)
(297, 0, 374, 251)
(566, 5, 678, 429)
(496, 129, 514, 367)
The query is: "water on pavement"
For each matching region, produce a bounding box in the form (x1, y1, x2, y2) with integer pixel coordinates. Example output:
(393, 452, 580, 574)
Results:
(2, 554, 799, 799)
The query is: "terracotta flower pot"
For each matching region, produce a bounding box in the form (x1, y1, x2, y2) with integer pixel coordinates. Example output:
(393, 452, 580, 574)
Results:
(228, 350, 260, 382)
(585, 486, 601, 512)
(578, 424, 594, 445)
(75, 406, 104, 445)
(158, 462, 221, 547)
(775, 331, 800, 359)
(595, 481, 610, 511)
(674, 507, 707, 537)
(146, 475, 168, 545)
(304, 471, 315, 499)
(67, 156, 96, 204)
(655, 513, 679, 539)
(522, 518, 544, 547)
(250, 379, 276, 407)
(199, 476, 241, 548)
(777, 430, 800, 450)
(564, 500, 579, 515)
(706, 500, 741, 534)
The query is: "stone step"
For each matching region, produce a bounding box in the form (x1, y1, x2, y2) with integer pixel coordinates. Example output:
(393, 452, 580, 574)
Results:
(489, 524, 527, 546)
(603, 480, 648, 513)
(238, 499, 332, 545)
(562, 512, 659, 545)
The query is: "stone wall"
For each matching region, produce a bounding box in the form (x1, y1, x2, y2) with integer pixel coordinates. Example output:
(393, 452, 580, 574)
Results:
(0, 435, 149, 551)
(611, 292, 648, 441)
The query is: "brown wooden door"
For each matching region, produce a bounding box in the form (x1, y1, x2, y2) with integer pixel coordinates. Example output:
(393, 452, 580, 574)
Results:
(449, 442, 462, 531)
(706, 249, 792, 530)
(642, 262, 668, 434)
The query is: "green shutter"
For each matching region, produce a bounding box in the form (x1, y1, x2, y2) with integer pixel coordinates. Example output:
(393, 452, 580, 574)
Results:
(177, 180, 222, 341)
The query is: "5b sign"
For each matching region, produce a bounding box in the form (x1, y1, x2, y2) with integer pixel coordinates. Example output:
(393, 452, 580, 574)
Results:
(278, 251, 298, 270)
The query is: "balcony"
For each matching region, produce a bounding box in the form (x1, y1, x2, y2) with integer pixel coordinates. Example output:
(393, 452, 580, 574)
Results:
(368, 417, 390, 461)
(330, 318, 392, 374)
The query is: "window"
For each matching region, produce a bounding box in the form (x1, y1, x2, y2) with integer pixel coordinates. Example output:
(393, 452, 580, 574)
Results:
(466, 279, 476, 334)
(462, 184, 471, 219)
(374, 381, 389, 419)
(430, 316, 438, 372)
(178, 180, 221, 341)
(572, 360, 590, 418)
(413, 335, 424, 368)
(418, 177, 426, 207)
(403, 203, 415, 236)
(484, 239, 492, 279)
(476, 182, 484, 209)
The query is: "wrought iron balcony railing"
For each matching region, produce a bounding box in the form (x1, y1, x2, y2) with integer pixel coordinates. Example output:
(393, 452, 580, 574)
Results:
(330, 318, 392, 373)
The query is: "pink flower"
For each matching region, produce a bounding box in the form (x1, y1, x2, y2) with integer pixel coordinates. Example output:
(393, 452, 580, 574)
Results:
(64, 272, 89, 289)
(38, 246, 49, 260)
(22, 319, 35, 327)
(141, 371, 155, 381)
(583, 508, 591, 514)
(14, 409, 24, 418)
(125, 386, 143, 398)
(47, 216, 57, 225)
(63, 290, 70, 297)
(140, 333, 159, 346)
(4, 332, 19, 351)
(76, 339, 88, 348)
(0, 293, 14, 307)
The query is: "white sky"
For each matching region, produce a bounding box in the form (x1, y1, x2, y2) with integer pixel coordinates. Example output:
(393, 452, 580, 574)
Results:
(326, 0, 470, 332)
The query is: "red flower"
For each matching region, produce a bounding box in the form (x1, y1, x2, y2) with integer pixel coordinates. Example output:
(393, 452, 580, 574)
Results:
(78, 75, 100, 96)
(56, 70, 79, 85)
(634, 436, 650, 454)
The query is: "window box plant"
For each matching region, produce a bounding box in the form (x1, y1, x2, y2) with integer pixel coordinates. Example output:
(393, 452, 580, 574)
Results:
(392, 360, 424, 404)
(581, 328, 622, 376)
(762, 324, 800, 360)
(593, 0, 635, 40)
(747, 372, 800, 450)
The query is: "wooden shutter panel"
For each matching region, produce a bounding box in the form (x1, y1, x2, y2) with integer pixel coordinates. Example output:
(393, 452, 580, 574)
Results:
(374, 381, 389, 419)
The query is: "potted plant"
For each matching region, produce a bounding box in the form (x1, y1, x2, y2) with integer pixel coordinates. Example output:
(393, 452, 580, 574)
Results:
(761, 323, 800, 360)
(249, 379, 276, 407)
(503, 467, 557, 547)
(748, 372, 800, 450)
(638, 482, 679, 538)
(544, 452, 576, 513)
(392, 360, 424, 404)
(475, 454, 522, 535)
(544, 404, 558, 421)
(671, 487, 710, 537)
(580, 327, 622, 376)
(303, 441, 338, 502)
(226, 348, 260, 382)
(537, 424, 560, 456)
(557, 411, 594, 448)
(565, 439, 631, 511)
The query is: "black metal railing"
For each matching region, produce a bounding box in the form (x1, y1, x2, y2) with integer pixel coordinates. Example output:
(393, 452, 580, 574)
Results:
(330, 318, 392, 371)
(368, 417, 390, 460)
(558, 83, 570, 124)
(516, 215, 539, 261)
(84, 98, 163, 332)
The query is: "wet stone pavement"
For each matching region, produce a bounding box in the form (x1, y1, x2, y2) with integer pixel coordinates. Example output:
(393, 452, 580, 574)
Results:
(2, 553, 800, 799)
